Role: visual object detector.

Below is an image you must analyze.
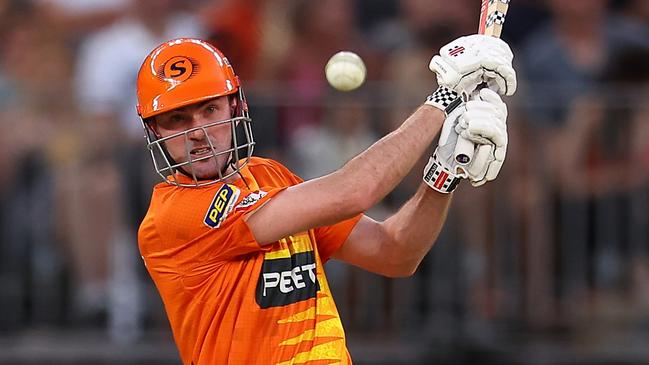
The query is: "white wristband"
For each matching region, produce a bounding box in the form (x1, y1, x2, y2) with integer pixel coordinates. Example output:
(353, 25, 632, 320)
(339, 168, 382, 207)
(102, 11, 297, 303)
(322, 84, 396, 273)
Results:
(423, 155, 462, 193)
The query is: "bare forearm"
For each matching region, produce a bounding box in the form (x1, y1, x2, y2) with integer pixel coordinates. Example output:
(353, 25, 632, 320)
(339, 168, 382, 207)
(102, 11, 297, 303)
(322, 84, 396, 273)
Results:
(333, 105, 444, 210)
(380, 183, 453, 276)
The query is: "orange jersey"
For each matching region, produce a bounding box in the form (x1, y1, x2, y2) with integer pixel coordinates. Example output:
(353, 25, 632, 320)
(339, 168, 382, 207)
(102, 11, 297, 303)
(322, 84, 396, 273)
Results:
(138, 157, 361, 364)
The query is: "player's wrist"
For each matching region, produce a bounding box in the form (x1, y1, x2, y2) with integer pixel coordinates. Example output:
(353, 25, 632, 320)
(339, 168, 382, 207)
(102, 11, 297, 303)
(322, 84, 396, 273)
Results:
(424, 86, 463, 116)
(423, 154, 462, 194)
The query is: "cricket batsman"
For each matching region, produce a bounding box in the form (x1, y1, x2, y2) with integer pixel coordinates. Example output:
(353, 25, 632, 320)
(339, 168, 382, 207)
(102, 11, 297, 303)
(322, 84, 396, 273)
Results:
(136, 34, 515, 364)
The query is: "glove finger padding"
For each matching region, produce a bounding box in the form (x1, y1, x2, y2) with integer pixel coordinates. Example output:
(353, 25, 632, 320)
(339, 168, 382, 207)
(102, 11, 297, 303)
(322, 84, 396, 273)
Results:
(475, 88, 507, 118)
(469, 146, 504, 187)
(429, 56, 485, 95)
(467, 143, 504, 187)
(456, 91, 507, 148)
(483, 67, 517, 96)
(430, 35, 517, 96)
(467, 144, 493, 184)
(429, 56, 457, 87)
(484, 70, 506, 96)
(479, 37, 517, 96)
(469, 146, 505, 187)
(456, 70, 485, 98)
(457, 88, 508, 185)
(459, 116, 507, 147)
(485, 155, 504, 182)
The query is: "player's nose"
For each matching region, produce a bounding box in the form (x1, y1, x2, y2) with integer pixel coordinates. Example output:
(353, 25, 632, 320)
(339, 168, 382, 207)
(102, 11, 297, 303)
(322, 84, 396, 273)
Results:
(186, 117, 208, 141)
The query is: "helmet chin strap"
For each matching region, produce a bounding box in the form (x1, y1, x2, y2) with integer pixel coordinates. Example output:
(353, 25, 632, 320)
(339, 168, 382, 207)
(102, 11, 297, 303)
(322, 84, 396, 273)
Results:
(219, 141, 236, 178)
(218, 122, 251, 189)
(217, 100, 247, 184)
(207, 105, 239, 181)
(218, 136, 251, 190)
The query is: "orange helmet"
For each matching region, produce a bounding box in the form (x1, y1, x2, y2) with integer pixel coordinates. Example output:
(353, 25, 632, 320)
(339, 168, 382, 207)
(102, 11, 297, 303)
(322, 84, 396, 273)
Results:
(137, 38, 241, 119)
(136, 38, 254, 187)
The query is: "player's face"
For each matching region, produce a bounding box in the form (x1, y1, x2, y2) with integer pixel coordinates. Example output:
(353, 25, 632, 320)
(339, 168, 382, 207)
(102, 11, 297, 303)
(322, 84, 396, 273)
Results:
(153, 96, 236, 180)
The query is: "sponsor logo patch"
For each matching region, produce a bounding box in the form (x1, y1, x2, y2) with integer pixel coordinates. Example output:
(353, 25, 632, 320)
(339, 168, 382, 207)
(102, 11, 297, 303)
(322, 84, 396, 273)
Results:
(204, 184, 239, 228)
(448, 45, 465, 57)
(235, 190, 268, 210)
(256, 251, 320, 309)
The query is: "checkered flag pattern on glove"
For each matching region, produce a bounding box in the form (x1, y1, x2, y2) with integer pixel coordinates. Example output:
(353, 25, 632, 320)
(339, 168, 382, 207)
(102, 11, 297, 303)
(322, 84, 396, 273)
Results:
(424, 86, 462, 114)
(428, 34, 517, 97)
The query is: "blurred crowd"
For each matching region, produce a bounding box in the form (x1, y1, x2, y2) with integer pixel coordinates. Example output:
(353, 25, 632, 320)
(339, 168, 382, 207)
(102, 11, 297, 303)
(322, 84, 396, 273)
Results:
(0, 0, 648, 359)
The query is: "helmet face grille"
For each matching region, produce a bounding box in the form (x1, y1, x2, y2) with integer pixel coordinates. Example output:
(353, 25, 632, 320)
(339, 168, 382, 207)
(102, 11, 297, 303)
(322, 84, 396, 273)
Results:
(142, 86, 255, 188)
(145, 115, 255, 187)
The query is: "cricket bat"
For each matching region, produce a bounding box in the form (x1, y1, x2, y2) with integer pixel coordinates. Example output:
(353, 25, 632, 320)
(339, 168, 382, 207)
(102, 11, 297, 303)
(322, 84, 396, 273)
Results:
(454, 0, 510, 167)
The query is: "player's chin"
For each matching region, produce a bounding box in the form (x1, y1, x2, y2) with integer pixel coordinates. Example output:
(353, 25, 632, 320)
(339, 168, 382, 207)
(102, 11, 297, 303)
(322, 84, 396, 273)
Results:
(187, 157, 227, 180)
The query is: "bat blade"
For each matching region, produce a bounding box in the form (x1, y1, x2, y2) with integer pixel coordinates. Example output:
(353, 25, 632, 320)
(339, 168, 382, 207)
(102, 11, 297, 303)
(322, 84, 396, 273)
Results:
(479, 0, 510, 37)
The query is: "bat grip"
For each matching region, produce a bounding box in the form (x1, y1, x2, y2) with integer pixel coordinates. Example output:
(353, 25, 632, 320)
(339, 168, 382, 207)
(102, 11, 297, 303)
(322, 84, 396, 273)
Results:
(454, 136, 474, 166)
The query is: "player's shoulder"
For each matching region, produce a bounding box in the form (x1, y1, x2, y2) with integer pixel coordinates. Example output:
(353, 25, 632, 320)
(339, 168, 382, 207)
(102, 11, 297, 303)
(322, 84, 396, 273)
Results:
(247, 156, 290, 171)
(245, 157, 303, 184)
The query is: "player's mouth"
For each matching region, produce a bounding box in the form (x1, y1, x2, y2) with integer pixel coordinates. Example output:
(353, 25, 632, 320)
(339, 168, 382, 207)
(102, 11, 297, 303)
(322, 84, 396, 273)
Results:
(190, 147, 214, 158)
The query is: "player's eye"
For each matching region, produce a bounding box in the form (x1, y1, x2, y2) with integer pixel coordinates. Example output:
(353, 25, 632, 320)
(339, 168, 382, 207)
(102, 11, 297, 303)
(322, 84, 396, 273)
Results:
(157, 114, 186, 129)
(205, 105, 218, 114)
(170, 114, 185, 123)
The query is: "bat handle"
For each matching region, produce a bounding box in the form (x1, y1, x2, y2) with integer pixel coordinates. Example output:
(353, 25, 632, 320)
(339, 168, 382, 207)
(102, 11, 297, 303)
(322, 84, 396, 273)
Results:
(453, 86, 482, 166)
(454, 136, 474, 166)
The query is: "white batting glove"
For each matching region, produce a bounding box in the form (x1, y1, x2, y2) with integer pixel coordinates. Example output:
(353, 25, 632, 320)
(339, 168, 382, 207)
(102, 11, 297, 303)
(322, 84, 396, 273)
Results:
(429, 34, 517, 97)
(456, 88, 508, 186)
(424, 88, 508, 192)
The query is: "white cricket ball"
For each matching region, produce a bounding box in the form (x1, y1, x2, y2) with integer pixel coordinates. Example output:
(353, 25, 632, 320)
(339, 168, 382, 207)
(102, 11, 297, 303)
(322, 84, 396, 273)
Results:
(325, 51, 367, 92)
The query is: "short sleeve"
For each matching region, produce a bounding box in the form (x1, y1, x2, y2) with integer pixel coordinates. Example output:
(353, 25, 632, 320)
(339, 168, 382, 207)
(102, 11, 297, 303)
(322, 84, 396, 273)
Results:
(203, 187, 287, 261)
(140, 185, 288, 269)
(314, 214, 363, 263)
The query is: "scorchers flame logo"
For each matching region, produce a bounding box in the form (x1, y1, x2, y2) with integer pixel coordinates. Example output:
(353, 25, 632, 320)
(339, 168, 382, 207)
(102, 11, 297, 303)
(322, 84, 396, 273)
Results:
(156, 56, 199, 82)
(255, 233, 320, 309)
